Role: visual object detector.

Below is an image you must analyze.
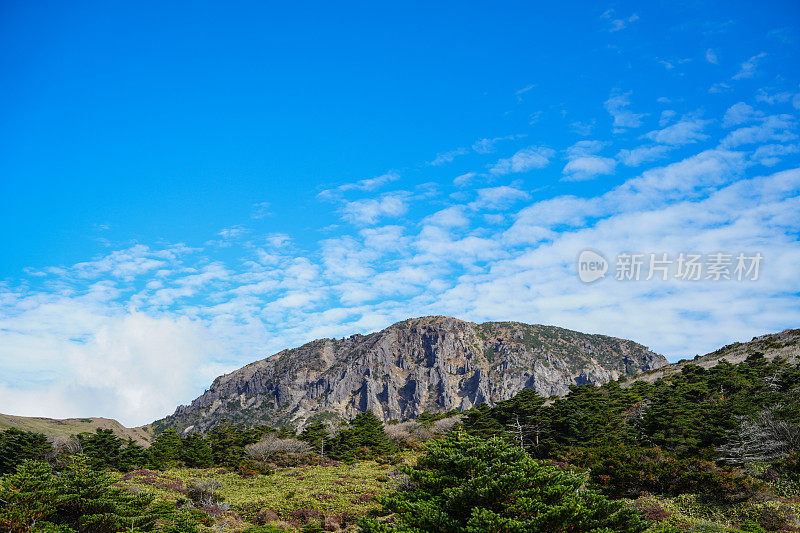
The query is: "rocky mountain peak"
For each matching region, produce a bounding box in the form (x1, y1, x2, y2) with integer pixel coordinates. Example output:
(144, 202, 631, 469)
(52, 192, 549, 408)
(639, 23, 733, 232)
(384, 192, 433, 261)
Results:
(156, 316, 668, 434)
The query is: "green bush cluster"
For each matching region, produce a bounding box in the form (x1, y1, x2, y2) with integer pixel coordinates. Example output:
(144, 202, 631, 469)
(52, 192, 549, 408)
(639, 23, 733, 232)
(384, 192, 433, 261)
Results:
(360, 431, 647, 532)
(0, 456, 193, 533)
(463, 355, 800, 502)
(556, 445, 765, 503)
(325, 412, 392, 462)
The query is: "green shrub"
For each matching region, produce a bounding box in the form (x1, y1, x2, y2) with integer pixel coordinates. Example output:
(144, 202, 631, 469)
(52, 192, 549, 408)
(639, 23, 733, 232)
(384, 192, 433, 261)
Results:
(360, 431, 646, 532)
(556, 445, 765, 503)
(0, 457, 173, 532)
(241, 526, 288, 533)
(0, 428, 53, 474)
(329, 412, 392, 461)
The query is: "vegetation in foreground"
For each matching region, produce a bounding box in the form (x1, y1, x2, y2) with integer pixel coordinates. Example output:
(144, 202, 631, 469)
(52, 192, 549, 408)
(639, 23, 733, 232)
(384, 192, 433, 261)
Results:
(1, 353, 799, 532)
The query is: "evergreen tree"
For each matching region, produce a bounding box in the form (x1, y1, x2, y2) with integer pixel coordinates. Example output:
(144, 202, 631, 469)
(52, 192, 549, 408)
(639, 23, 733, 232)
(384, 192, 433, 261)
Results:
(53, 456, 161, 532)
(360, 431, 645, 532)
(147, 430, 183, 470)
(276, 426, 296, 439)
(298, 423, 328, 452)
(0, 460, 60, 532)
(180, 435, 213, 468)
(119, 439, 149, 471)
(0, 428, 53, 474)
(329, 411, 391, 461)
(206, 423, 242, 467)
(0, 457, 169, 532)
(78, 429, 124, 471)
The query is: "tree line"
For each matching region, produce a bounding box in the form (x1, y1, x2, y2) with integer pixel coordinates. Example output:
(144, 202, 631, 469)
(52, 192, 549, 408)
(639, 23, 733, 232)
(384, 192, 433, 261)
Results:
(3, 352, 799, 532)
(461, 353, 800, 503)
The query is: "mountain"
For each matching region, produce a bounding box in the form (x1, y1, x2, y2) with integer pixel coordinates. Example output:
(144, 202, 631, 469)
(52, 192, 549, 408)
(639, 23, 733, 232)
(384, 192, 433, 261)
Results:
(626, 327, 800, 386)
(156, 316, 668, 434)
(3, 323, 796, 443)
(0, 413, 153, 445)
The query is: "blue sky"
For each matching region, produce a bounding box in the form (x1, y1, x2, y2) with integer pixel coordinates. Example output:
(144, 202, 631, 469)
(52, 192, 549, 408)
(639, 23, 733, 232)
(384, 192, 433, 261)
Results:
(1, 1, 800, 425)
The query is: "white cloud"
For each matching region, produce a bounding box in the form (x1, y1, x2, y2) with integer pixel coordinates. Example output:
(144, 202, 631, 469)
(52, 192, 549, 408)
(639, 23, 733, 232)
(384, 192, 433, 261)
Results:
(264, 233, 291, 248)
(562, 140, 616, 180)
(750, 143, 800, 167)
(755, 89, 793, 105)
(146, 263, 230, 306)
(566, 140, 609, 157)
(0, 308, 214, 426)
(489, 146, 555, 175)
(423, 207, 470, 228)
(217, 225, 248, 240)
(62, 245, 188, 282)
(472, 135, 525, 154)
(659, 110, 677, 127)
(644, 117, 711, 145)
(732, 52, 767, 80)
(722, 102, 763, 128)
(617, 145, 673, 167)
(453, 172, 476, 187)
(470, 186, 530, 211)
(602, 10, 639, 32)
(251, 202, 272, 219)
(515, 85, 535, 102)
(318, 172, 400, 200)
(705, 48, 718, 64)
(709, 82, 732, 94)
(562, 156, 617, 181)
(604, 91, 645, 131)
(719, 114, 797, 148)
(429, 148, 468, 166)
(340, 192, 409, 225)
(570, 120, 596, 136)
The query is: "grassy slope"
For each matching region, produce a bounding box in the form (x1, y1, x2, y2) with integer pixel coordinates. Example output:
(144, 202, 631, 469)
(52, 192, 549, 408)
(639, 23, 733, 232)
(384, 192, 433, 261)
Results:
(116, 458, 406, 531)
(0, 413, 153, 444)
(114, 457, 800, 532)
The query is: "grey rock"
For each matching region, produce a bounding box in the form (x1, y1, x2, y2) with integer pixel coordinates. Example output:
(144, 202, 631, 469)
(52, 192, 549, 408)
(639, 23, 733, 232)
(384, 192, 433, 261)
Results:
(158, 316, 668, 433)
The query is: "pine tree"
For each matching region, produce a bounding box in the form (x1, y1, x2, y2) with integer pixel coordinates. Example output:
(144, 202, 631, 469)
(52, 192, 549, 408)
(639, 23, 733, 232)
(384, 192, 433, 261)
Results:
(147, 430, 183, 470)
(360, 431, 645, 533)
(0, 456, 168, 532)
(206, 422, 246, 467)
(298, 423, 328, 453)
(78, 429, 124, 471)
(329, 411, 391, 461)
(119, 439, 149, 471)
(53, 455, 161, 532)
(180, 435, 214, 468)
(0, 460, 60, 533)
(0, 429, 53, 474)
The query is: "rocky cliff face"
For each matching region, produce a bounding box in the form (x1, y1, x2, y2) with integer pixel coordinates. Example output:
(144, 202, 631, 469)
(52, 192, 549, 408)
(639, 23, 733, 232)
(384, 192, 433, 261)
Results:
(157, 316, 667, 433)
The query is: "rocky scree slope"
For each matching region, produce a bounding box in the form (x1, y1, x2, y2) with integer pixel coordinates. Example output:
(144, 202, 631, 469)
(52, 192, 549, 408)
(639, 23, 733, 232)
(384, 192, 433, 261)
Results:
(156, 316, 667, 434)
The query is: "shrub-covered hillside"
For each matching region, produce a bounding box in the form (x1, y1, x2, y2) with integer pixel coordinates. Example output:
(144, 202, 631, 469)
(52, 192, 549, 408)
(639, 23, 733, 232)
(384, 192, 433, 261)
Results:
(1, 352, 799, 532)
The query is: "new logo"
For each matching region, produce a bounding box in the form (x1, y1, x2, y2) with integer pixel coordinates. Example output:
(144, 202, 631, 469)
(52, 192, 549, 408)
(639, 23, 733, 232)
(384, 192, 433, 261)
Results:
(577, 250, 608, 283)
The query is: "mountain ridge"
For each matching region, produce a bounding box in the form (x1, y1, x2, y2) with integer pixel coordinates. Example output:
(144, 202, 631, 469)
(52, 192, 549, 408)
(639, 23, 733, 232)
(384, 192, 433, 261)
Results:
(156, 316, 668, 434)
(624, 327, 800, 387)
(0, 413, 153, 444)
(2, 323, 798, 443)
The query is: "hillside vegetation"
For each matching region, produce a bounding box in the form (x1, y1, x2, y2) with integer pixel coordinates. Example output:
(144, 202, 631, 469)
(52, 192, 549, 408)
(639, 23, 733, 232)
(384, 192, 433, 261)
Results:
(0, 413, 153, 444)
(1, 332, 799, 532)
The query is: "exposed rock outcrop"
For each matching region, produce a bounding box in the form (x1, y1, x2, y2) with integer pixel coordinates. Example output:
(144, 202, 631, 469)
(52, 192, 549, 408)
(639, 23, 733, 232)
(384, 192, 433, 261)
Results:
(157, 316, 668, 433)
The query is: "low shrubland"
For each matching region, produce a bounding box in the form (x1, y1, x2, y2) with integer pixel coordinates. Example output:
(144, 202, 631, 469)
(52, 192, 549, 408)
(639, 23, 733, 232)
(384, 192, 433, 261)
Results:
(2, 355, 799, 531)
